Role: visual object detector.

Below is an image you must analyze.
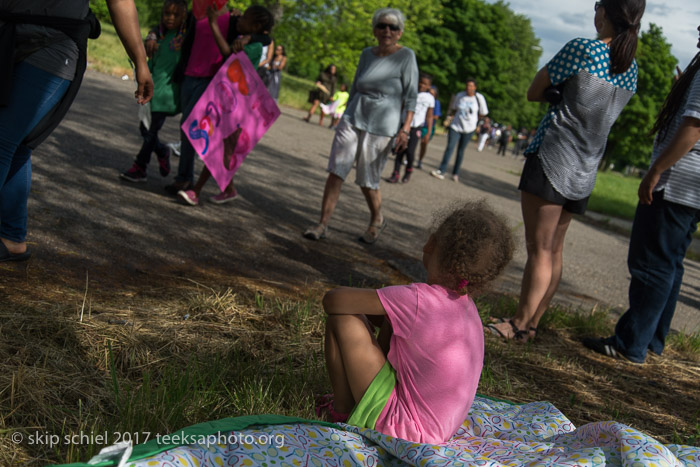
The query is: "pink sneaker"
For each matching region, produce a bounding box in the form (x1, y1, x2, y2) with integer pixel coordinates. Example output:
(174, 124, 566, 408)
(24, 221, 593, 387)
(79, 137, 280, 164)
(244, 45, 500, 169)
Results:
(177, 189, 199, 206)
(209, 189, 238, 204)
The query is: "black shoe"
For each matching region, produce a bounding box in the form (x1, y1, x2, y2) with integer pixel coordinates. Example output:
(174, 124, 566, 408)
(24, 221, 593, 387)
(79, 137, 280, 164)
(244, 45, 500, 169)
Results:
(120, 163, 147, 182)
(582, 337, 643, 364)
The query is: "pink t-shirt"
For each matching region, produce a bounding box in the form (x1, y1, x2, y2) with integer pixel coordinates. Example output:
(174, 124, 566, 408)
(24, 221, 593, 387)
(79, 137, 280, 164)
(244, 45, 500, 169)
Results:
(375, 283, 484, 444)
(185, 15, 230, 78)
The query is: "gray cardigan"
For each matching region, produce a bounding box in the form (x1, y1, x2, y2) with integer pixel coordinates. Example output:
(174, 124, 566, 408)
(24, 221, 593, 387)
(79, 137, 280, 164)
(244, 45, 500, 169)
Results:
(343, 46, 418, 137)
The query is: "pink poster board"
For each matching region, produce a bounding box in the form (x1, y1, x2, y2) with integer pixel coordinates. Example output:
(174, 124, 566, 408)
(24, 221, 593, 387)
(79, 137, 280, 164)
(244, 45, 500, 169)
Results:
(182, 51, 281, 192)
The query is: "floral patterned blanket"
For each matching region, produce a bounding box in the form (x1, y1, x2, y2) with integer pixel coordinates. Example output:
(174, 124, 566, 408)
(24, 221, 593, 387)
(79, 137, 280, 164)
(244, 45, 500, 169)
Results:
(56, 396, 699, 467)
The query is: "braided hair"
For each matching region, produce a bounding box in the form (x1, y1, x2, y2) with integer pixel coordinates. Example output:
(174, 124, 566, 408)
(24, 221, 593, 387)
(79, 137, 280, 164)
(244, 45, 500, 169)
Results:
(651, 52, 700, 141)
(159, 0, 187, 50)
(599, 0, 646, 74)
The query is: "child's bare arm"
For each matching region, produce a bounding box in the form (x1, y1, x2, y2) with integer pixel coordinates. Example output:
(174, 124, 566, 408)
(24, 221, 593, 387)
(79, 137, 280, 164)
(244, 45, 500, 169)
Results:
(423, 108, 434, 143)
(207, 6, 231, 57)
(323, 288, 386, 316)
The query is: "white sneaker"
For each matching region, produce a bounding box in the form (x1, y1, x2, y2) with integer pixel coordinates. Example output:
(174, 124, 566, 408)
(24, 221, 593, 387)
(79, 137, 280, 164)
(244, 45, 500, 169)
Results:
(166, 142, 181, 157)
(431, 170, 445, 180)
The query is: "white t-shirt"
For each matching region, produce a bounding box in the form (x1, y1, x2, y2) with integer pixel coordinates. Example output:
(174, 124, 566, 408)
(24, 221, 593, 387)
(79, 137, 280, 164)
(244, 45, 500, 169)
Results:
(449, 91, 488, 134)
(410, 91, 435, 128)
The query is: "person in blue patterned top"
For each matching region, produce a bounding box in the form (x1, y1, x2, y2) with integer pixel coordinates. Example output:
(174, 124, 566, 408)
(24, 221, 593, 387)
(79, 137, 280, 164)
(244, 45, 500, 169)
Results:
(584, 26, 700, 363)
(487, 0, 645, 342)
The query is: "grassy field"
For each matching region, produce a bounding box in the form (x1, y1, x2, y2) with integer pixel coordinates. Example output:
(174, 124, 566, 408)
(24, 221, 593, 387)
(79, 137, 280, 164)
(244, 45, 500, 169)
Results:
(2, 275, 699, 465)
(588, 170, 640, 220)
(2, 32, 698, 465)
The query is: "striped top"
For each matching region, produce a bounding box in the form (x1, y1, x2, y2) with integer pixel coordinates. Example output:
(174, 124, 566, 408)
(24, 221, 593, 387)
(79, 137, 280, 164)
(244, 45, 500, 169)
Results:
(525, 38, 637, 200)
(652, 70, 700, 209)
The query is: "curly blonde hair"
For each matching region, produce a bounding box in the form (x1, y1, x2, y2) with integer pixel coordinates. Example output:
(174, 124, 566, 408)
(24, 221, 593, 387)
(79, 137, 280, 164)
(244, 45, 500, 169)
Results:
(431, 199, 514, 296)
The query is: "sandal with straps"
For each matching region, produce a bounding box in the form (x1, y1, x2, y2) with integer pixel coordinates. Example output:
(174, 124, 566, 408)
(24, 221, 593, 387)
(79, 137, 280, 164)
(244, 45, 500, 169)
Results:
(486, 319, 528, 342)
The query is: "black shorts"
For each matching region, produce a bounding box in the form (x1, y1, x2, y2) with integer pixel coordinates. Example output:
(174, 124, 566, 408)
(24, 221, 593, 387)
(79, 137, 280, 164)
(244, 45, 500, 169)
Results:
(518, 154, 589, 214)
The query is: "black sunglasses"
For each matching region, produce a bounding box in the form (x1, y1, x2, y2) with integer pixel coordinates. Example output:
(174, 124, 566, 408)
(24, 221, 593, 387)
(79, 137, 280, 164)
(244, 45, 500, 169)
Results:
(375, 22, 400, 31)
(594, 1, 602, 11)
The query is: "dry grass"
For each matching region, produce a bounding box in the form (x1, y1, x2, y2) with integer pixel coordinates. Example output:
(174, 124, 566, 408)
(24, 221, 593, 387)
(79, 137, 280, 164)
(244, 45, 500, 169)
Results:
(1, 267, 699, 465)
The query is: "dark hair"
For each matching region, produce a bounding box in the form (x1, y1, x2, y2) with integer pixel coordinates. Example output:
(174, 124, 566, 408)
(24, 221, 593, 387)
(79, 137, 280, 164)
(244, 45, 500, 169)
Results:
(419, 72, 433, 83)
(324, 64, 337, 74)
(276, 44, 286, 56)
(651, 52, 700, 141)
(159, 0, 187, 39)
(600, 0, 645, 74)
(466, 78, 477, 86)
(163, 0, 186, 11)
(432, 199, 514, 296)
(245, 5, 274, 34)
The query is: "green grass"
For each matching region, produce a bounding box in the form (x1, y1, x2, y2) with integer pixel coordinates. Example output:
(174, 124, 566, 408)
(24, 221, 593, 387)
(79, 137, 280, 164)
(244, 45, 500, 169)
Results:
(278, 73, 316, 110)
(87, 23, 152, 76)
(587, 170, 640, 220)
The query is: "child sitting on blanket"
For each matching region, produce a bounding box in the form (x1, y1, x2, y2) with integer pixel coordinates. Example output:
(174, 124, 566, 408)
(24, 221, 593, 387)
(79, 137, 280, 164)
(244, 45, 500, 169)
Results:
(319, 200, 514, 444)
(177, 5, 273, 206)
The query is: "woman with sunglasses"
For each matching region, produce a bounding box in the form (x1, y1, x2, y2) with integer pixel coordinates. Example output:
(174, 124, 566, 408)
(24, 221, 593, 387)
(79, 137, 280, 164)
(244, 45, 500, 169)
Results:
(487, 0, 645, 341)
(304, 8, 418, 244)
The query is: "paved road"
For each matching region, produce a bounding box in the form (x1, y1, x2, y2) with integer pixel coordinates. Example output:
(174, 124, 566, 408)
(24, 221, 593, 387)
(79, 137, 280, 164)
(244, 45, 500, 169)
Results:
(23, 70, 700, 333)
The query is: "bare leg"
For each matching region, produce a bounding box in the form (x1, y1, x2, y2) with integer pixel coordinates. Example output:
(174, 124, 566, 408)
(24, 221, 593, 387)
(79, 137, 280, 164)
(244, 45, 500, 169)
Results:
(305, 99, 321, 121)
(360, 186, 383, 230)
(418, 139, 428, 165)
(529, 209, 573, 329)
(325, 314, 386, 413)
(191, 166, 212, 196)
(318, 173, 344, 226)
(490, 192, 567, 338)
(319, 112, 325, 126)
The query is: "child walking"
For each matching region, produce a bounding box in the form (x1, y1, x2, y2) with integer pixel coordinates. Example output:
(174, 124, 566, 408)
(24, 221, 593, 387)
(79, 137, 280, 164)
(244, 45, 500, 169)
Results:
(319, 83, 349, 128)
(387, 73, 434, 183)
(163, 3, 271, 196)
(120, 0, 187, 183)
(319, 199, 514, 444)
(177, 5, 273, 206)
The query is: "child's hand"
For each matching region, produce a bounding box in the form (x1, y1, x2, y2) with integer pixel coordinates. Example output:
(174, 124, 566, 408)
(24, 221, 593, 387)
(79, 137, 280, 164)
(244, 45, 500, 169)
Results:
(230, 8, 242, 17)
(206, 4, 226, 22)
(145, 38, 159, 58)
(232, 35, 251, 53)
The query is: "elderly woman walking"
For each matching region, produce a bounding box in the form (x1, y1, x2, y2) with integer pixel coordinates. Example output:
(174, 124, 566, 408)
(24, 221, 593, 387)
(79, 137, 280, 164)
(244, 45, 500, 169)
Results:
(304, 8, 418, 244)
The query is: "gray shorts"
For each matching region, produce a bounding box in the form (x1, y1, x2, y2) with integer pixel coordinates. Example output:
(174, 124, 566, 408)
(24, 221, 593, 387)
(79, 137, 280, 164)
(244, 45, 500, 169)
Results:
(327, 119, 394, 190)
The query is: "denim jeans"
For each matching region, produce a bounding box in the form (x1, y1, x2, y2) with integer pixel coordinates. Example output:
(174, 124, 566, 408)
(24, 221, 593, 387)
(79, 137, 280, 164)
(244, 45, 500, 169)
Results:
(438, 128, 473, 175)
(612, 191, 700, 363)
(135, 111, 169, 169)
(176, 76, 212, 185)
(0, 62, 69, 243)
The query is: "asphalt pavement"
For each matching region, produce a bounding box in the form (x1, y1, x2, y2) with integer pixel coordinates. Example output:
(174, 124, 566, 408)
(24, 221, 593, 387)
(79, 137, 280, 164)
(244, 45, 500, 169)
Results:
(22, 70, 700, 334)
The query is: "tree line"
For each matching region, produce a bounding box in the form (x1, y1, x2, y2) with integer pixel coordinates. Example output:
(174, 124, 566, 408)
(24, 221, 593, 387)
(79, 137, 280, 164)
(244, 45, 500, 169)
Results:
(90, 0, 678, 170)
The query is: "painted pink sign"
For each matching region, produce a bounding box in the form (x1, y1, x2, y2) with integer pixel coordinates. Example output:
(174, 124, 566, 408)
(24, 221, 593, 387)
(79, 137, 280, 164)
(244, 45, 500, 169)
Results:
(182, 51, 281, 191)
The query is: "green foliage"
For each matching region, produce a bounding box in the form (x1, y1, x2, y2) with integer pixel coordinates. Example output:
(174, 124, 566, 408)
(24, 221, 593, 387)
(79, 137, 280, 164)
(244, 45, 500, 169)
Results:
(91, 0, 164, 28)
(605, 24, 678, 169)
(420, 0, 542, 130)
(269, 0, 539, 129)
